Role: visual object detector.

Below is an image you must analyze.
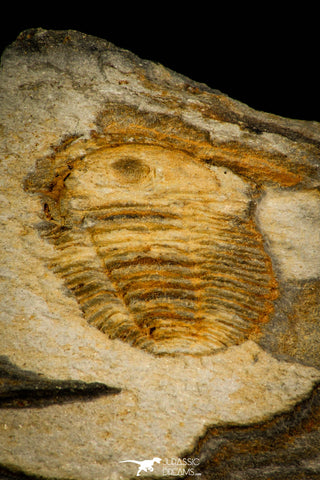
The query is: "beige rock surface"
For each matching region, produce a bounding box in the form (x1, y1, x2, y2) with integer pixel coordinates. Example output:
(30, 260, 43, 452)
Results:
(1, 341, 319, 479)
(0, 29, 319, 479)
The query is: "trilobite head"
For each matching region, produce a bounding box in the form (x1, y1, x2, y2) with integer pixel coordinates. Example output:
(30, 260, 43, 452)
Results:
(25, 105, 278, 355)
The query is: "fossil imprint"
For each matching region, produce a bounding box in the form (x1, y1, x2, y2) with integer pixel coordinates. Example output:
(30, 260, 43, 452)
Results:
(25, 108, 278, 355)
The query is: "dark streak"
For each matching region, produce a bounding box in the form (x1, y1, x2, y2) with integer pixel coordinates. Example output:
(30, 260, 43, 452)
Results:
(240, 113, 320, 147)
(180, 382, 320, 480)
(0, 356, 121, 409)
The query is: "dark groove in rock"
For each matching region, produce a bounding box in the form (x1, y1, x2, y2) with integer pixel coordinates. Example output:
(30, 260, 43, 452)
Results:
(0, 356, 121, 409)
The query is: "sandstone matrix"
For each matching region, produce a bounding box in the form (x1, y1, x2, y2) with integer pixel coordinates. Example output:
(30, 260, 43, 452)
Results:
(0, 28, 320, 479)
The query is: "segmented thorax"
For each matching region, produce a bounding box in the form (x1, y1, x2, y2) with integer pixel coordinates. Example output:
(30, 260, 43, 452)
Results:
(27, 143, 278, 355)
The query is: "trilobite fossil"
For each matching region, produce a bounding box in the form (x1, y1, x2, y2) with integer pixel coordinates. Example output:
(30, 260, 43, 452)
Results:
(25, 106, 278, 355)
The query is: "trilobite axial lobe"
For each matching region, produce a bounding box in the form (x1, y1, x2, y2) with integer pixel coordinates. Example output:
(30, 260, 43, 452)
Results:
(40, 144, 277, 355)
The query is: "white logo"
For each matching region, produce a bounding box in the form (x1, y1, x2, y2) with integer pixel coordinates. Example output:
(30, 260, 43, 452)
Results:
(162, 458, 201, 476)
(119, 457, 162, 476)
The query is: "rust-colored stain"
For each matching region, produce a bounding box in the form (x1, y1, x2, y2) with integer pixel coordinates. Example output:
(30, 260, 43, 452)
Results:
(25, 104, 281, 355)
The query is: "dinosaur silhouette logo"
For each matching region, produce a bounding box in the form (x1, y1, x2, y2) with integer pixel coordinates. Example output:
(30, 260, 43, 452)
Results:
(119, 457, 162, 476)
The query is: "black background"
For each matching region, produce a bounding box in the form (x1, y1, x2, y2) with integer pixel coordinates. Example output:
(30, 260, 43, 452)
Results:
(1, 7, 319, 121)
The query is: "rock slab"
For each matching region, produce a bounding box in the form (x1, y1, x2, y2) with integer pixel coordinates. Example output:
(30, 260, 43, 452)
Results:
(0, 28, 319, 479)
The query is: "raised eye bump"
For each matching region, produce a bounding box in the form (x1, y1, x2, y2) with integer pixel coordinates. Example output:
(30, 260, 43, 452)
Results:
(111, 157, 151, 184)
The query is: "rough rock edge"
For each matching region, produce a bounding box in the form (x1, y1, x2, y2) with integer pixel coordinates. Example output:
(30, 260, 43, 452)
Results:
(2, 28, 320, 145)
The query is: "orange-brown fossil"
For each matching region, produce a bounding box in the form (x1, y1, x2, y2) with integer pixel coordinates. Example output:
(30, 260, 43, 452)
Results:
(25, 106, 278, 355)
